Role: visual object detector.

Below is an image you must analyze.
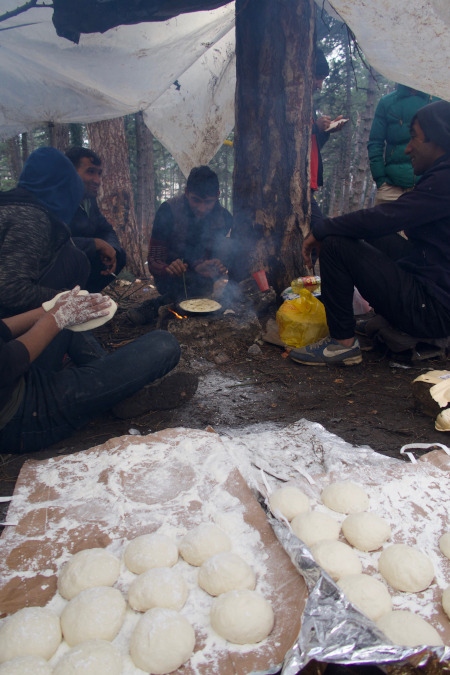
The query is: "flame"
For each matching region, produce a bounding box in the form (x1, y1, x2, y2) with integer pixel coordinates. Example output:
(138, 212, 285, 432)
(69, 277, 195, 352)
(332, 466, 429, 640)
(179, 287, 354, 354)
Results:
(169, 308, 187, 320)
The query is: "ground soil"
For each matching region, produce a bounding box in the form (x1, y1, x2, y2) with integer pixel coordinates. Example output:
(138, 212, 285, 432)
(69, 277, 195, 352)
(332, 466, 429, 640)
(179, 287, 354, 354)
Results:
(1, 278, 449, 503)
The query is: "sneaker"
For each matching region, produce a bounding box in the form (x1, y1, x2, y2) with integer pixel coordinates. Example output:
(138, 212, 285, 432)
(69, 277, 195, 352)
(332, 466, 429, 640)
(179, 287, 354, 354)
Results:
(112, 371, 199, 419)
(289, 336, 362, 366)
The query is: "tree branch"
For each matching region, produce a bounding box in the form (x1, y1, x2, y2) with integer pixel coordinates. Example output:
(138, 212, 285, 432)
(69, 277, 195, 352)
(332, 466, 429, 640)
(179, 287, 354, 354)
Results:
(0, 0, 52, 25)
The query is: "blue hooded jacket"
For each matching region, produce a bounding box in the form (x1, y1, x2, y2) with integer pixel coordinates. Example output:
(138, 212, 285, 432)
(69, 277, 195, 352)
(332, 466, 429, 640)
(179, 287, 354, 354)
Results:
(18, 147, 84, 224)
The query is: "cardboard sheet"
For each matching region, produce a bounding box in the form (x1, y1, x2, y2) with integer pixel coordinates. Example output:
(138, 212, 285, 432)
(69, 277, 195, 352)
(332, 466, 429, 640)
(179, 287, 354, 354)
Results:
(0, 428, 307, 674)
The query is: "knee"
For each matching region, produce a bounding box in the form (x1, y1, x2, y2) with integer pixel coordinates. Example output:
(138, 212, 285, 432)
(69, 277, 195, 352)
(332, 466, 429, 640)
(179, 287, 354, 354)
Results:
(141, 330, 181, 367)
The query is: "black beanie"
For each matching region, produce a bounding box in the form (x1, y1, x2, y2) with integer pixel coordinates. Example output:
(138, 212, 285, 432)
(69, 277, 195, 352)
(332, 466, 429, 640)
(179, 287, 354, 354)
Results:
(315, 48, 330, 79)
(415, 100, 450, 154)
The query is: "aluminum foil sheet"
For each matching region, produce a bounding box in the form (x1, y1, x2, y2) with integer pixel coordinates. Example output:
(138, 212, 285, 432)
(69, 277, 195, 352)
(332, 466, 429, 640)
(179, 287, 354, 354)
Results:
(264, 517, 450, 672)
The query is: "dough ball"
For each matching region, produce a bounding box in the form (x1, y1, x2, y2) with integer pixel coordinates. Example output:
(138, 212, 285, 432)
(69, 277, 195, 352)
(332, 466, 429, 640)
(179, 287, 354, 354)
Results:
(378, 544, 434, 592)
(124, 533, 178, 574)
(342, 512, 391, 551)
(60, 586, 126, 646)
(439, 532, 450, 559)
(130, 608, 195, 674)
(198, 552, 256, 596)
(210, 589, 274, 644)
(128, 567, 188, 611)
(179, 523, 231, 566)
(321, 481, 369, 514)
(53, 640, 122, 675)
(57, 548, 121, 600)
(376, 610, 443, 647)
(441, 585, 450, 619)
(0, 607, 61, 663)
(338, 574, 392, 621)
(291, 511, 340, 546)
(310, 540, 362, 581)
(268, 485, 310, 521)
(0, 656, 52, 674)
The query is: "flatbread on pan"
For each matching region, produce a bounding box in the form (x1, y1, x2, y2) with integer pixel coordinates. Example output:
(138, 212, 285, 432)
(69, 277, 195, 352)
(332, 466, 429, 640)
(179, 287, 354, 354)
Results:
(179, 298, 221, 313)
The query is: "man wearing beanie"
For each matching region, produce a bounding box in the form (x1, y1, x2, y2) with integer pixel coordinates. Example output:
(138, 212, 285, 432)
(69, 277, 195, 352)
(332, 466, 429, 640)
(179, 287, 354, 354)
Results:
(290, 100, 450, 366)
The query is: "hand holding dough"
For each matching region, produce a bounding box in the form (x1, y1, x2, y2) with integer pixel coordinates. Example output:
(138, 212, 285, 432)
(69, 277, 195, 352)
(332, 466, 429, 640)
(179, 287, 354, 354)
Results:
(43, 288, 117, 331)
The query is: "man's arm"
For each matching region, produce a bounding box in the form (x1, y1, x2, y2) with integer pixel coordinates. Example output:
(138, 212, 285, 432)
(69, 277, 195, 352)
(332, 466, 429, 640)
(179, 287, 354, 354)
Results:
(147, 202, 179, 277)
(367, 97, 389, 187)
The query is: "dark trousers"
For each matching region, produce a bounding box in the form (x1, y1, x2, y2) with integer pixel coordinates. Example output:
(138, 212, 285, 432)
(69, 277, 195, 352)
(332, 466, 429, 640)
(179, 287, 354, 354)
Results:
(0, 330, 180, 454)
(40, 240, 90, 294)
(86, 248, 127, 293)
(320, 235, 450, 340)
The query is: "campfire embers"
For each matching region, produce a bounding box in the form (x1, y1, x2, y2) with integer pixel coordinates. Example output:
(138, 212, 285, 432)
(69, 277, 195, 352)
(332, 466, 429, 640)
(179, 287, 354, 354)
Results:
(169, 308, 187, 320)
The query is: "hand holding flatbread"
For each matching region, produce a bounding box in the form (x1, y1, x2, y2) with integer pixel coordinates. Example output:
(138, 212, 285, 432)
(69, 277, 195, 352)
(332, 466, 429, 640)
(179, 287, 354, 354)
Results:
(42, 287, 117, 331)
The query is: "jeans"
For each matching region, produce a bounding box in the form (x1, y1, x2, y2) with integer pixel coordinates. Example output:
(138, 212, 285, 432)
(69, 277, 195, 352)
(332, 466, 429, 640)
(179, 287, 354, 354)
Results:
(0, 330, 180, 454)
(319, 235, 450, 340)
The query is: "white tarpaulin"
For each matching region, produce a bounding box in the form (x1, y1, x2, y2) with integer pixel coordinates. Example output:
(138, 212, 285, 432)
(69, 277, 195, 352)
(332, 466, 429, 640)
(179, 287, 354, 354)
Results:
(0, 0, 450, 174)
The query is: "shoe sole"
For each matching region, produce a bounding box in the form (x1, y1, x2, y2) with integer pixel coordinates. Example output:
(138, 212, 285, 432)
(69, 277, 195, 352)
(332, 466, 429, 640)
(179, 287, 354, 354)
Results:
(290, 354, 362, 366)
(112, 372, 199, 419)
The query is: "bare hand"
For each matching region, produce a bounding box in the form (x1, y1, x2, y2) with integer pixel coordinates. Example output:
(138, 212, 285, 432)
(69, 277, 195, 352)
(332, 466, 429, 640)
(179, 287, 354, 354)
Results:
(165, 259, 188, 276)
(302, 233, 320, 269)
(49, 287, 112, 329)
(328, 115, 347, 133)
(194, 259, 227, 279)
(316, 115, 331, 132)
(94, 239, 117, 275)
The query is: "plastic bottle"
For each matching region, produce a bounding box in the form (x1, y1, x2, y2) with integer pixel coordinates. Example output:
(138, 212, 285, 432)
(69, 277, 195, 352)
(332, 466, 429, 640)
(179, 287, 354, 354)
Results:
(291, 276, 321, 294)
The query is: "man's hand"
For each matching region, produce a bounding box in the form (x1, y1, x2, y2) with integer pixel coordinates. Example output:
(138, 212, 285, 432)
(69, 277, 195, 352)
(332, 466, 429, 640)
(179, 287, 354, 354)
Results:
(302, 233, 320, 269)
(94, 238, 117, 275)
(328, 115, 348, 133)
(316, 115, 332, 132)
(49, 287, 112, 329)
(165, 259, 188, 277)
(194, 259, 227, 279)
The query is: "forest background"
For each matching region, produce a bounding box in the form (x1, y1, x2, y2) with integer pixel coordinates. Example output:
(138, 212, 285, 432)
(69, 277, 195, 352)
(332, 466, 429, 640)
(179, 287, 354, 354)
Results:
(0, 18, 400, 279)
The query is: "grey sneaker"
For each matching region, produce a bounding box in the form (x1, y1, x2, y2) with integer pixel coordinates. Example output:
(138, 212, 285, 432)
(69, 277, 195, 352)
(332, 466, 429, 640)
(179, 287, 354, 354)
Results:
(112, 371, 199, 419)
(289, 336, 362, 366)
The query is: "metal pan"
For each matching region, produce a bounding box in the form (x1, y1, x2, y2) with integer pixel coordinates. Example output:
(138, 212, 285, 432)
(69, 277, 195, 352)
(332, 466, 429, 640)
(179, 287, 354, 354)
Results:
(176, 297, 222, 315)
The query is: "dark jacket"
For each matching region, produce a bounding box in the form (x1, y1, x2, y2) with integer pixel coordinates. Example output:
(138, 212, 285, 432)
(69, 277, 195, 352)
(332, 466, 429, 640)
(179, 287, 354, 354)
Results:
(368, 85, 439, 189)
(0, 188, 73, 317)
(147, 194, 232, 278)
(313, 154, 450, 311)
(0, 321, 28, 425)
(70, 197, 125, 263)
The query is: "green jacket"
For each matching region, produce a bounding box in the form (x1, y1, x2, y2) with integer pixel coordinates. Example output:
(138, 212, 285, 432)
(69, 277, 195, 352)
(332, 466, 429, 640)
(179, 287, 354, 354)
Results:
(367, 85, 439, 189)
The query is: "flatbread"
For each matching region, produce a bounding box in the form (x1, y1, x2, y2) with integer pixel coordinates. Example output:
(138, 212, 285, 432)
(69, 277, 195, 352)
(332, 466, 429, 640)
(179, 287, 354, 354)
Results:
(42, 291, 117, 332)
(179, 298, 221, 313)
(328, 118, 349, 131)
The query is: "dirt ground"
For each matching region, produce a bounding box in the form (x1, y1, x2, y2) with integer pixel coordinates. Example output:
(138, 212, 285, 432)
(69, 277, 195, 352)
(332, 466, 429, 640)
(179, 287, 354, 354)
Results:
(1, 277, 449, 504)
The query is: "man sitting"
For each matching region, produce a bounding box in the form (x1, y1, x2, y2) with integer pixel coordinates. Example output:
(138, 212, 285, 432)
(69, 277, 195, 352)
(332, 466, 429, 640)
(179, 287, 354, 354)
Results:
(66, 147, 127, 292)
(128, 166, 233, 325)
(289, 100, 450, 366)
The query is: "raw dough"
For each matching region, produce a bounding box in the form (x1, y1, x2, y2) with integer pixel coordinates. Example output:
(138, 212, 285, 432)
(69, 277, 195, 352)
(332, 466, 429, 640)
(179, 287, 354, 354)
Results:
(57, 547, 121, 600)
(268, 485, 310, 521)
(439, 531, 450, 559)
(198, 552, 256, 596)
(60, 586, 126, 646)
(210, 589, 274, 644)
(342, 512, 391, 551)
(179, 523, 231, 566)
(128, 567, 188, 611)
(310, 540, 362, 581)
(321, 481, 369, 514)
(442, 586, 450, 619)
(0, 656, 52, 674)
(291, 511, 340, 546)
(42, 290, 117, 332)
(378, 544, 434, 592)
(0, 607, 61, 663)
(53, 640, 122, 675)
(124, 533, 178, 574)
(130, 608, 195, 674)
(376, 610, 444, 647)
(338, 574, 392, 621)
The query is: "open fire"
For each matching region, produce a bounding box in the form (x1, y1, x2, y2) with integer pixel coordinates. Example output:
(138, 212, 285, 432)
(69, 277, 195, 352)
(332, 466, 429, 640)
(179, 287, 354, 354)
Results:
(168, 308, 187, 320)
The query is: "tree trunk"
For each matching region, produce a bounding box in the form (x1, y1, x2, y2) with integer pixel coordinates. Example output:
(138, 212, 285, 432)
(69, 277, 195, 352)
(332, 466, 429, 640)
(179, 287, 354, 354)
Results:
(233, 0, 315, 292)
(135, 112, 155, 261)
(349, 72, 378, 211)
(336, 41, 353, 214)
(47, 123, 70, 151)
(6, 137, 22, 181)
(87, 117, 145, 277)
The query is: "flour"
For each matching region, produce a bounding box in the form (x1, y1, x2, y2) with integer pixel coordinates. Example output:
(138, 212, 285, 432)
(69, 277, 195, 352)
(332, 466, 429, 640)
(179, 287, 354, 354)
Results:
(0, 420, 449, 671)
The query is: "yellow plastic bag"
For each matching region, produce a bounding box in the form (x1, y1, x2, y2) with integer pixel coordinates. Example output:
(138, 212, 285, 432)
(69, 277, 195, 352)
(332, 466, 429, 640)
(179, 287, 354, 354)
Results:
(276, 288, 329, 348)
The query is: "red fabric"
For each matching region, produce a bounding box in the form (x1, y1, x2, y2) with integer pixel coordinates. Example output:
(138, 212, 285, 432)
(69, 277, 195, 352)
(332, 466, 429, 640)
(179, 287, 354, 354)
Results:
(310, 133, 319, 190)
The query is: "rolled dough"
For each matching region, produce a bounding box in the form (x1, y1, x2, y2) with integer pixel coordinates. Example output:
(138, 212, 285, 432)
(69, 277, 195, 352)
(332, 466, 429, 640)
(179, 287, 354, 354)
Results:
(42, 290, 117, 332)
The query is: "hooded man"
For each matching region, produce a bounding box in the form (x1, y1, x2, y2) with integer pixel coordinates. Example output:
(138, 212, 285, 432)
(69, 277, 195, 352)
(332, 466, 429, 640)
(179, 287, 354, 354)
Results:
(290, 100, 450, 367)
